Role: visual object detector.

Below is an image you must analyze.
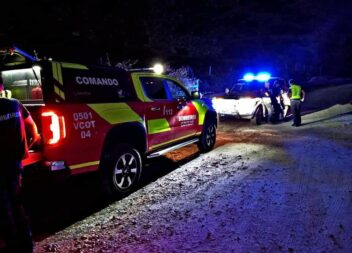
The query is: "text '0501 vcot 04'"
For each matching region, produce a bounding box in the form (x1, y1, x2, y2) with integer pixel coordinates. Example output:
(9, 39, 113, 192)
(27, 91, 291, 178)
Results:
(0, 47, 217, 198)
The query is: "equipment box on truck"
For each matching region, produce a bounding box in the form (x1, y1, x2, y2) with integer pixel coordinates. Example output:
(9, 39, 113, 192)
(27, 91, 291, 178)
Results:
(0, 47, 217, 197)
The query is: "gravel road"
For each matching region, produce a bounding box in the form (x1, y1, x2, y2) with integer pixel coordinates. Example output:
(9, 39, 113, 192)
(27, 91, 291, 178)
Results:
(33, 84, 352, 253)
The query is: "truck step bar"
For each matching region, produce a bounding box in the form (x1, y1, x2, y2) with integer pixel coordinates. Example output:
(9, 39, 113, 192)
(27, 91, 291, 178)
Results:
(147, 138, 199, 158)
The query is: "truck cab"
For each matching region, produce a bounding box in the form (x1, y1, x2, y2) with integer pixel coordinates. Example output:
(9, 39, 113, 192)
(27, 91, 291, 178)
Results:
(0, 47, 217, 198)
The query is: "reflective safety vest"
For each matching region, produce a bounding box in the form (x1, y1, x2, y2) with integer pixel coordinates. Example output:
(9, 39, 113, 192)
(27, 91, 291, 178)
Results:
(290, 84, 302, 100)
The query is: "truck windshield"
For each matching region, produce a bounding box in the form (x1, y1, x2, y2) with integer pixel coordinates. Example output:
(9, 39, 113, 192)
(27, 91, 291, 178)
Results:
(1, 67, 43, 103)
(231, 80, 263, 97)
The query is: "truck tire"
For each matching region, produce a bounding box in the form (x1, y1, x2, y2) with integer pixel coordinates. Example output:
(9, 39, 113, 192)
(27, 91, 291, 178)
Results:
(251, 106, 264, 125)
(219, 114, 226, 122)
(100, 144, 142, 199)
(197, 120, 216, 152)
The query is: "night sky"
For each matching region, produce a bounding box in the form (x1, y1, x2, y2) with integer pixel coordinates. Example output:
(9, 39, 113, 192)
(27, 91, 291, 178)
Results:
(1, 0, 352, 89)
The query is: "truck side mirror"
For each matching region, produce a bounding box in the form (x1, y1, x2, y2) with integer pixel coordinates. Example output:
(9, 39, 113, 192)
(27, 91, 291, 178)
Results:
(191, 91, 200, 99)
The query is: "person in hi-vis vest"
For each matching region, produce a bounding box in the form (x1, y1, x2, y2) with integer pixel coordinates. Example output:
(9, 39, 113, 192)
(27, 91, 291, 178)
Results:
(288, 79, 305, 127)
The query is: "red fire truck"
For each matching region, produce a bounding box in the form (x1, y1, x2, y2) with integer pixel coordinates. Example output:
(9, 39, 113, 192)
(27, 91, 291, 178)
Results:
(0, 47, 217, 197)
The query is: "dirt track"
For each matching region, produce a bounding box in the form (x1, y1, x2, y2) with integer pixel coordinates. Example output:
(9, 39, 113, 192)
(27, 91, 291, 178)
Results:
(31, 84, 352, 253)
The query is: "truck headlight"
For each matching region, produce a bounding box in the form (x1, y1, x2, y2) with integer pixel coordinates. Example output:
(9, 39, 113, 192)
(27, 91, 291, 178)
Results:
(237, 98, 257, 114)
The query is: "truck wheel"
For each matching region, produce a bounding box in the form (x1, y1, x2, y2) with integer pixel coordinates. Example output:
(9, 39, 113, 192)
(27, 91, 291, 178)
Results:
(100, 145, 142, 198)
(219, 114, 226, 122)
(251, 106, 264, 125)
(197, 121, 216, 152)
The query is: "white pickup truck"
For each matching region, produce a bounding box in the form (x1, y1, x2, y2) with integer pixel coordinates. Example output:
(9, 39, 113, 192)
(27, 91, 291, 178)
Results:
(212, 78, 291, 125)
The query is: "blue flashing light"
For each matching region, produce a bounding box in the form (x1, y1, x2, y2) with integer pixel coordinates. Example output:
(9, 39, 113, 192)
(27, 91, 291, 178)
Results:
(256, 72, 271, 82)
(13, 47, 37, 62)
(243, 73, 255, 82)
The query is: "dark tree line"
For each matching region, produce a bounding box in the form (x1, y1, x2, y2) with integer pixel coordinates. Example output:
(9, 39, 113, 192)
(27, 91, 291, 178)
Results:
(1, 0, 352, 90)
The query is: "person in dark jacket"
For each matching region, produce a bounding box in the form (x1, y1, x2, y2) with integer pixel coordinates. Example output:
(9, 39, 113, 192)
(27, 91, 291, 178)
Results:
(0, 79, 40, 253)
(264, 81, 283, 123)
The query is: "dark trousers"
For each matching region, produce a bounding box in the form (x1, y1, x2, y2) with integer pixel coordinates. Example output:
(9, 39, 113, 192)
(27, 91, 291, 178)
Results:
(0, 162, 33, 253)
(270, 96, 283, 122)
(290, 99, 302, 126)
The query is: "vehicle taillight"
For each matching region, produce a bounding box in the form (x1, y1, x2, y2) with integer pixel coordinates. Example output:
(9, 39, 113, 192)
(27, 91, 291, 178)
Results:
(41, 111, 66, 145)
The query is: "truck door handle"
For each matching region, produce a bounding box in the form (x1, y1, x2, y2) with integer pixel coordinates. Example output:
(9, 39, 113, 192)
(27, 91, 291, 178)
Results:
(151, 107, 160, 111)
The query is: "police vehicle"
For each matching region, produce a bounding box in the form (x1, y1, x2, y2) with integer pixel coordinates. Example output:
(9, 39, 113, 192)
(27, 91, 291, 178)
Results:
(0, 47, 217, 197)
(212, 73, 290, 125)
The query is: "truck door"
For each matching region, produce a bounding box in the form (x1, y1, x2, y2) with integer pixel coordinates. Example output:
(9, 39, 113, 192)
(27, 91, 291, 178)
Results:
(140, 77, 176, 150)
(163, 79, 198, 140)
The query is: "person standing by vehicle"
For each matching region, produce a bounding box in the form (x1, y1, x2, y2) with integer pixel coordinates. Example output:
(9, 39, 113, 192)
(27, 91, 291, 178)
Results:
(224, 88, 230, 97)
(271, 80, 284, 122)
(288, 79, 305, 127)
(0, 78, 40, 252)
(264, 81, 283, 123)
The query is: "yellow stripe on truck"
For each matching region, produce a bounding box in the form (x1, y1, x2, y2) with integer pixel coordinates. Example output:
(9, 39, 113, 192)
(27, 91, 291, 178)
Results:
(88, 103, 143, 124)
(52, 62, 63, 86)
(54, 85, 65, 100)
(192, 100, 208, 125)
(62, 62, 89, 70)
(70, 160, 100, 170)
(147, 118, 171, 134)
(131, 73, 152, 102)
